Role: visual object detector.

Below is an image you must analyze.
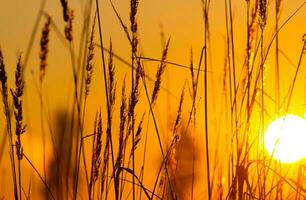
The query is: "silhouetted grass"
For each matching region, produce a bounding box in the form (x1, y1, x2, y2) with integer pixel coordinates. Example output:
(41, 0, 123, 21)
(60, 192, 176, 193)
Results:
(1, 0, 306, 199)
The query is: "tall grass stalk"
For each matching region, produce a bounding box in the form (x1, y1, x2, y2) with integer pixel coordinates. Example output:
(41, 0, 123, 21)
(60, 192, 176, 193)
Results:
(95, 0, 118, 199)
(202, 0, 212, 199)
(275, 0, 282, 113)
(39, 14, 51, 184)
(223, 1, 235, 195)
(0, 49, 19, 200)
(11, 55, 26, 200)
(259, 0, 267, 195)
(77, 0, 94, 105)
(130, 0, 139, 199)
(150, 86, 185, 199)
(285, 36, 306, 111)
(89, 112, 102, 199)
(23, 153, 55, 200)
(61, 6, 89, 199)
(82, 14, 96, 196)
(137, 38, 178, 200)
(23, 0, 47, 72)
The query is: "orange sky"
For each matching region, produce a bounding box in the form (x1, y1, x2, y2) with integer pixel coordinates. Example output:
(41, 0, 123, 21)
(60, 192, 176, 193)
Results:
(1, 0, 306, 199)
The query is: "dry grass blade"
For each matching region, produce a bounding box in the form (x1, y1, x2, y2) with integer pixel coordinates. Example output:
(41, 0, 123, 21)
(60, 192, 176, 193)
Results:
(138, 56, 205, 72)
(109, 0, 132, 44)
(284, 35, 306, 111)
(23, 153, 55, 200)
(118, 167, 151, 199)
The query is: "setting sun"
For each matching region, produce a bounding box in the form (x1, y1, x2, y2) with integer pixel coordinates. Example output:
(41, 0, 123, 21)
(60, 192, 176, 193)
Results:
(265, 114, 306, 163)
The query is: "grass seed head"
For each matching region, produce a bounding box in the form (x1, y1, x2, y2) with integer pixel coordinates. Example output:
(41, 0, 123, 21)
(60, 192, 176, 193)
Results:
(39, 15, 51, 83)
(117, 78, 127, 167)
(60, 0, 70, 22)
(108, 40, 116, 112)
(11, 56, 26, 160)
(65, 9, 74, 42)
(0, 49, 8, 101)
(303, 34, 306, 54)
(151, 38, 170, 106)
(85, 17, 96, 98)
(259, 0, 267, 28)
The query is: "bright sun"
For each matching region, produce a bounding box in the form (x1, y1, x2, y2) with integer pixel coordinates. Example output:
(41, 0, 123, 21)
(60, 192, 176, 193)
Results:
(264, 114, 306, 163)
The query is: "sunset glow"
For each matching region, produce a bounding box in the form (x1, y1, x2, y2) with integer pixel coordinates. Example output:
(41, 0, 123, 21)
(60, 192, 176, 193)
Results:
(265, 114, 306, 163)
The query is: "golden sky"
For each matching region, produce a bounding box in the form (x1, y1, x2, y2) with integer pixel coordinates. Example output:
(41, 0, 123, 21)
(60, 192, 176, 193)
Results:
(1, 0, 306, 199)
